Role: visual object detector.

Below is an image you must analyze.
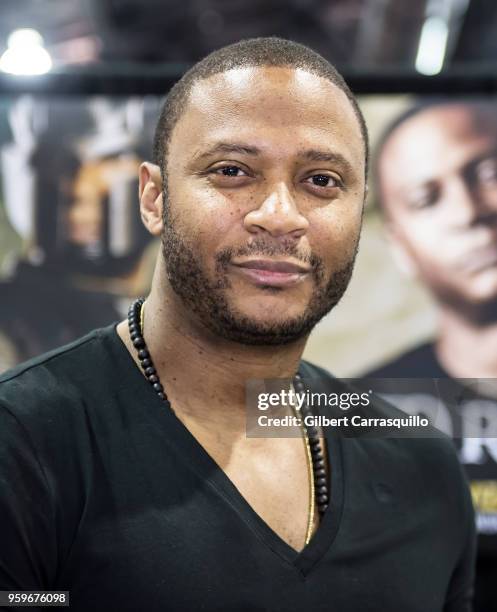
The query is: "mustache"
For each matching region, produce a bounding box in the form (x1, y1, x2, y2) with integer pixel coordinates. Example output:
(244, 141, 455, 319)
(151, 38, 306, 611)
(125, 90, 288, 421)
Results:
(214, 238, 325, 284)
(215, 238, 320, 268)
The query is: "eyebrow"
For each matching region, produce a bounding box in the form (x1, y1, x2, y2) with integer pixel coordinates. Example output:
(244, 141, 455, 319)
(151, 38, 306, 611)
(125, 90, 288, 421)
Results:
(300, 149, 355, 175)
(194, 142, 262, 160)
(194, 141, 356, 175)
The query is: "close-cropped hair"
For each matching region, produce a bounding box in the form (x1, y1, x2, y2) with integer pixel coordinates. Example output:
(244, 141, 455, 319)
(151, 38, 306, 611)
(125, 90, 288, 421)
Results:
(152, 36, 369, 181)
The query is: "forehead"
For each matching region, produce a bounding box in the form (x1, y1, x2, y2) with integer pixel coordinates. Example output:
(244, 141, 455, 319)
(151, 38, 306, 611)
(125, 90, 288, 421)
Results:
(169, 66, 364, 168)
(379, 105, 497, 185)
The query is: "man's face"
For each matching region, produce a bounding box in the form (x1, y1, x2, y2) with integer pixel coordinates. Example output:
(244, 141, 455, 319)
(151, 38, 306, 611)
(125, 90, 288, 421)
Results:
(160, 66, 365, 345)
(379, 105, 497, 311)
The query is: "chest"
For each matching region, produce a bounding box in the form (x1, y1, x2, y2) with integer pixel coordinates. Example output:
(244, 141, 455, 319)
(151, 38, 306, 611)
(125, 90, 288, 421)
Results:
(203, 434, 318, 552)
(55, 421, 461, 612)
(58, 454, 453, 612)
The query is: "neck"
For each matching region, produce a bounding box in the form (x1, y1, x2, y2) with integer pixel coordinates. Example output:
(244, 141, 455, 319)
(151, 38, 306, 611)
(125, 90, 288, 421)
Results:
(118, 260, 307, 433)
(436, 305, 497, 377)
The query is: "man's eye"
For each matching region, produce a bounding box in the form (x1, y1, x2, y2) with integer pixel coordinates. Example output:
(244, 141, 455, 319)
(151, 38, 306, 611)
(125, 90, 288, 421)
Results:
(475, 158, 497, 185)
(406, 184, 440, 210)
(213, 165, 247, 177)
(305, 174, 340, 188)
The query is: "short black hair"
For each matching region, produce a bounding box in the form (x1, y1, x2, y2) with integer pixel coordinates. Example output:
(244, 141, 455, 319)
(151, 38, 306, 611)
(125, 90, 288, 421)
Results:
(374, 97, 497, 213)
(152, 37, 369, 179)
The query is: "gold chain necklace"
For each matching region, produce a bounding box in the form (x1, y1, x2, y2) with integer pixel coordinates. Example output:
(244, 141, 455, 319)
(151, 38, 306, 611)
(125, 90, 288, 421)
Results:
(289, 385, 315, 545)
(138, 300, 318, 545)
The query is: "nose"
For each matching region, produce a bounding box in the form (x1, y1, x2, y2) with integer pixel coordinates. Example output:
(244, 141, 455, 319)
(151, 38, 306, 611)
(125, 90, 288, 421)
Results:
(243, 181, 309, 238)
(447, 177, 483, 228)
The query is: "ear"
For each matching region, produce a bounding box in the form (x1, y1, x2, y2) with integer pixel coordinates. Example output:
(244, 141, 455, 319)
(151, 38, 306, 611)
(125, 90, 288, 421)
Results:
(139, 162, 163, 236)
(384, 222, 419, 279)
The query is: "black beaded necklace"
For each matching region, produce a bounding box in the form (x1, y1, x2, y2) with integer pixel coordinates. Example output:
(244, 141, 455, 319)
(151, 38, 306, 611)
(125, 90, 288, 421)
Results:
(128, 297, 329, 518)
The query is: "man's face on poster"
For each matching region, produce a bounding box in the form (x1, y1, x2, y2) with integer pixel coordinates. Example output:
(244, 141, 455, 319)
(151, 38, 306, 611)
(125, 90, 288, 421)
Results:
(378, 104, 497, 311)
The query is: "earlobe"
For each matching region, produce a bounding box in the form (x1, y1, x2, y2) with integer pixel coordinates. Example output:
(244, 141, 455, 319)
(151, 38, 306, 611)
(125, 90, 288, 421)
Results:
(139, 162, 164, 236)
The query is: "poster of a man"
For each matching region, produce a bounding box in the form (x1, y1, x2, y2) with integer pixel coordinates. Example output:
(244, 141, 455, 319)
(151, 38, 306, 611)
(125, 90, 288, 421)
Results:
(365, 99, 497, 611)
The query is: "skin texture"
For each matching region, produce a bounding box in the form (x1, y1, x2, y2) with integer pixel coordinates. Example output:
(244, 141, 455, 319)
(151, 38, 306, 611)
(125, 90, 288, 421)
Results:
(378, 104, 497, 376)
(117, 65, 366, 551)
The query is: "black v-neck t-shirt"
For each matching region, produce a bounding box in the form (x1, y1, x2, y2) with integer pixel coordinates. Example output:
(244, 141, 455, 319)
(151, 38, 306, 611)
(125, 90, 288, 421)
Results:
(0, 325, 475, 611)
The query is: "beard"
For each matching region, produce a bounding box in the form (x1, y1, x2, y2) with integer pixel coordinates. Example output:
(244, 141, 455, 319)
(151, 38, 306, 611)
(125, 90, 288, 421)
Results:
(161, 204, 359, 346)
(428, 281, 497, 325)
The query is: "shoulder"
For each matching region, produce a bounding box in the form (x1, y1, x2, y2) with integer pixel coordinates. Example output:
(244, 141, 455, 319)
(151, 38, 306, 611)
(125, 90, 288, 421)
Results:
(0, 327, 109, 426)
(361, 342, 446, 377)
(0, 325, 121, 512)
(299, 358, 336, 380)
(300, 359, 469, 507)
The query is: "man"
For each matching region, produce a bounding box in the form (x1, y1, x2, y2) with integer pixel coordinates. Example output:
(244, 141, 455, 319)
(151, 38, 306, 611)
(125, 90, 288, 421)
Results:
(366, 99, 497, 611)
(0, 40, 475, 611)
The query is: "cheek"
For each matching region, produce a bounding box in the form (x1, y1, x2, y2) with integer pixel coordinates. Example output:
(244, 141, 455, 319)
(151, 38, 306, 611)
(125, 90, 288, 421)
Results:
(168, 178, 243, 237)
(310, 205, 362, 264)
(396, 216, 452, 269)
(480, 185, 497, 207)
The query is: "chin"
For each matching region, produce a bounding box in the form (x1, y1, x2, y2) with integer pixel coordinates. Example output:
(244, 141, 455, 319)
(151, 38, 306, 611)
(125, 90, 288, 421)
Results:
(472, 290, 497, 304)
(235, 303, 307, 325)
(446, 285, 497, 324)
(470, 273, 497, 301)
(468, 295, 497, 315)
(457, 275, 497, 305)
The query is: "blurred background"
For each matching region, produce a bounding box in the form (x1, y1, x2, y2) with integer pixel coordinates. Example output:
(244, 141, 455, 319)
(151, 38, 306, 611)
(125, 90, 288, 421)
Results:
(1, 1, 497, 609)
(1, 0, 496, 373)
(0, 0, 493, 75)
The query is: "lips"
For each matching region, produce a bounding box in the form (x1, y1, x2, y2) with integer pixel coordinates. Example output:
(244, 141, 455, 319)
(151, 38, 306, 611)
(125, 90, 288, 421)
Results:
(234, 259, 310, 273)
(231, 258, 311, 287)
(462, 245, 497, 273)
